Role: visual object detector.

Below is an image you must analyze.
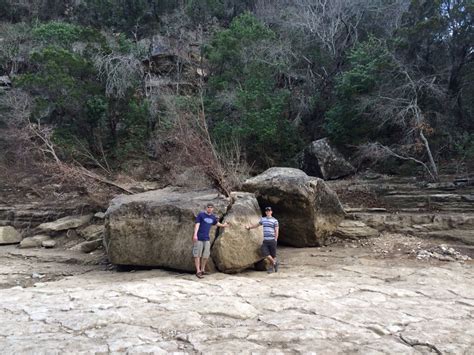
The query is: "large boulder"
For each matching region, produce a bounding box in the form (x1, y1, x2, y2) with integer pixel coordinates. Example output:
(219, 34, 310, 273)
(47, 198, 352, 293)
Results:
(0, 226, 22, 245)
(211, 192, 263, 273)
(104, 187, 230, 272)
(243, 168, 345, 247)
(300, 138, 355, 180)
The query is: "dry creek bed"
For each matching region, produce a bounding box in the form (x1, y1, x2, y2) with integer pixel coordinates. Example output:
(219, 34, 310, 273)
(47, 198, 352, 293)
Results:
(1, 234, 473, 354)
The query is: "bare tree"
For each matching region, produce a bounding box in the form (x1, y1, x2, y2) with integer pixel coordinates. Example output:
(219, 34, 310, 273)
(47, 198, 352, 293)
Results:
(94, 53, 144, 98)
(357, 57, 445, 181)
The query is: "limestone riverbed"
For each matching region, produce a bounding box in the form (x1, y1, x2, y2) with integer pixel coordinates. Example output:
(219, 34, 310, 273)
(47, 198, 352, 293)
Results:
(1, 238, 473, 354)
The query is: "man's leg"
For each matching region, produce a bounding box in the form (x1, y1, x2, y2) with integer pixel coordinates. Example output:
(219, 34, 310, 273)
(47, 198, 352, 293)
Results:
(271, 240, 278, 272)
(193, 242, 204, 278)
(201, 258, 208, 273)
(200, 241, 211, 274)
(261, 241, 274, 273)
(194, 257, 201, 274)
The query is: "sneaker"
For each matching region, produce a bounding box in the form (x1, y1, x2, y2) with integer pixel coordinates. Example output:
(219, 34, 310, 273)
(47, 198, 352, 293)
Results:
(196, 272, 204, 279)
(274, 261, 279, 272)
(267, 266, 274, 274)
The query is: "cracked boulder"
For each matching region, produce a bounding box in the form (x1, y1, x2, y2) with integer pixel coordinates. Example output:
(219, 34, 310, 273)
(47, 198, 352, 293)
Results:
(243, 168, 345, 247)
(104, 187, 230, 272)
(299, 138, 355, 180)
(211, 192, 263, 273)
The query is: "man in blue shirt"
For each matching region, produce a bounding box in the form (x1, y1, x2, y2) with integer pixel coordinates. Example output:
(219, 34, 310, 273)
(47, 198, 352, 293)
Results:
(193, 203, 230, 278)
(246, 206, 279, 273)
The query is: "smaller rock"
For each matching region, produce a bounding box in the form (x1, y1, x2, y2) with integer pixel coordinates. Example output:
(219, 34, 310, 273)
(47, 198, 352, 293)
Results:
(94, 212, 106, 219)
(19, 235, 51, 248)
(0, 226, 22, 245)
(76, 239, 103, 253)
(38, 214, 93, 232)
(42, 240, 56, 248)
(334, 220, 380, 239)
(79, 224, 104, 241)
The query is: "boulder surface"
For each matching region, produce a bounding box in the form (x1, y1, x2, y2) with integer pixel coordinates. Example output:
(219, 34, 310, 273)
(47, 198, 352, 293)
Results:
(243, 168, 345, 247)
(0, 226, 21, 245)
(104, 187, 229, 271)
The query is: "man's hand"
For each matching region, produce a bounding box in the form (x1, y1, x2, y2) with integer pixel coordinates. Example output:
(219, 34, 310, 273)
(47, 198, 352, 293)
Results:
(193, 235, 198, 242)
(245, 225, 250, 230)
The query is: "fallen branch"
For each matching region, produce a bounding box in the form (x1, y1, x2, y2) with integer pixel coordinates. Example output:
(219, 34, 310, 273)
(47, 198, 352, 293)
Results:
(399, 333, 442, 355)
(75, 166, 134, 194)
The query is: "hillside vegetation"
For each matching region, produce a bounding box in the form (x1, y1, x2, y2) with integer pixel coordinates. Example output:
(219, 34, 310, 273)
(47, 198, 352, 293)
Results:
(0, 0, 472, 192)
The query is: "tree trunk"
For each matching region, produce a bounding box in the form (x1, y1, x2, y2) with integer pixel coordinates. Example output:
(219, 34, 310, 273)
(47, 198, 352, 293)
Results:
(419, 130, 439, 182)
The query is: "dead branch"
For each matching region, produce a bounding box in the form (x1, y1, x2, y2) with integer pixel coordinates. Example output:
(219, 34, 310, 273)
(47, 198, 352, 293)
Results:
(358, 142, 437, 181)
(94, 53, 144, 98)
(399, 333, 442, 355)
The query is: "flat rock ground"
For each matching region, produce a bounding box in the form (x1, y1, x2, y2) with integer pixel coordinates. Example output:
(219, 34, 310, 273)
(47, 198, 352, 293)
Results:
(1, 235, 473, 354)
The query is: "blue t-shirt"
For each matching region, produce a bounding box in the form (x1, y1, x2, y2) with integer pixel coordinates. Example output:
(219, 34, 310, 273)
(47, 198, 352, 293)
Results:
(195, 212, 218, 241)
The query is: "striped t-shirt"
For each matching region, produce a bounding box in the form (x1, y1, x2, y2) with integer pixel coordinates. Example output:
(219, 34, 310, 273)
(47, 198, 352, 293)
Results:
(259, 217, 279, 240)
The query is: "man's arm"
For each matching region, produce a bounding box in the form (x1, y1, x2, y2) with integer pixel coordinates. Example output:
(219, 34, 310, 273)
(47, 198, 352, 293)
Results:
(193, 223, 200, 242)
(245, 222, 261, 230)
(274, 226, 279, 241)
(216, 221, 230, 228)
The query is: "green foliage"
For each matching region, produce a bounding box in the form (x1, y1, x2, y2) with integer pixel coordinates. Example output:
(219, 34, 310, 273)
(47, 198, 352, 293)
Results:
(14, 21, 152, 166)
(115, 99, 150, 159)
(73, 0, 178, 38)
(206, 13, 300, 166)
(33, 22, 83, 46)
(185, 0, 254, 24)
(324, 38, 391, 145)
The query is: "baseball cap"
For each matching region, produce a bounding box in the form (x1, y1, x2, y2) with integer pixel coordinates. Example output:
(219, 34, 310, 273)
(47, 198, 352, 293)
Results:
(206, 203, 214, 208)
(265, 206, 272, 211)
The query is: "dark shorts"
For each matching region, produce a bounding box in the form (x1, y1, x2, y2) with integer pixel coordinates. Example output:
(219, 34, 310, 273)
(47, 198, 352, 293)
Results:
(261, 239, 277, 258)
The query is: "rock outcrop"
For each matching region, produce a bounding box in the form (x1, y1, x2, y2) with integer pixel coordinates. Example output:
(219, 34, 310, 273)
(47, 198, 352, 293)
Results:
(243, 168, 345, 247)
(299, 138, 354, 180)
(211, 192, 263, 273)
(104, 188, 229, 271)
(333, 220, 380, 239)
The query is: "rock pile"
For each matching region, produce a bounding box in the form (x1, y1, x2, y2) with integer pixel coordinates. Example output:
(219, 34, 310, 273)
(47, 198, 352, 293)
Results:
(415, 244, 472, 262)
(105, 168, 346, 272)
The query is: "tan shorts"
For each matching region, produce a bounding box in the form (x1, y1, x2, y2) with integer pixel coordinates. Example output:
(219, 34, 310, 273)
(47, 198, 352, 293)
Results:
(192, 240, 210, 258)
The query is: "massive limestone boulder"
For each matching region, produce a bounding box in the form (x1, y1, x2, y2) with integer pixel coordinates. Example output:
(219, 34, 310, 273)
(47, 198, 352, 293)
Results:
(212, 192, 263, 273)
(104, 187, 230, 272)
(0, 226, 22, 245)
(243, 168, 345, 247)
(300, 138, 355, 180)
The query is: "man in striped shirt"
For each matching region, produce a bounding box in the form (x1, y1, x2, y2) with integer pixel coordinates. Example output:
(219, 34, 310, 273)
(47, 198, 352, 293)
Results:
(246, 206, 279, 273)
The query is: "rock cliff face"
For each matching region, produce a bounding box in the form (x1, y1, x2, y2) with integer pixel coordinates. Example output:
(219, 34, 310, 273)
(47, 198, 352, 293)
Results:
(242, 168, 345, 247)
